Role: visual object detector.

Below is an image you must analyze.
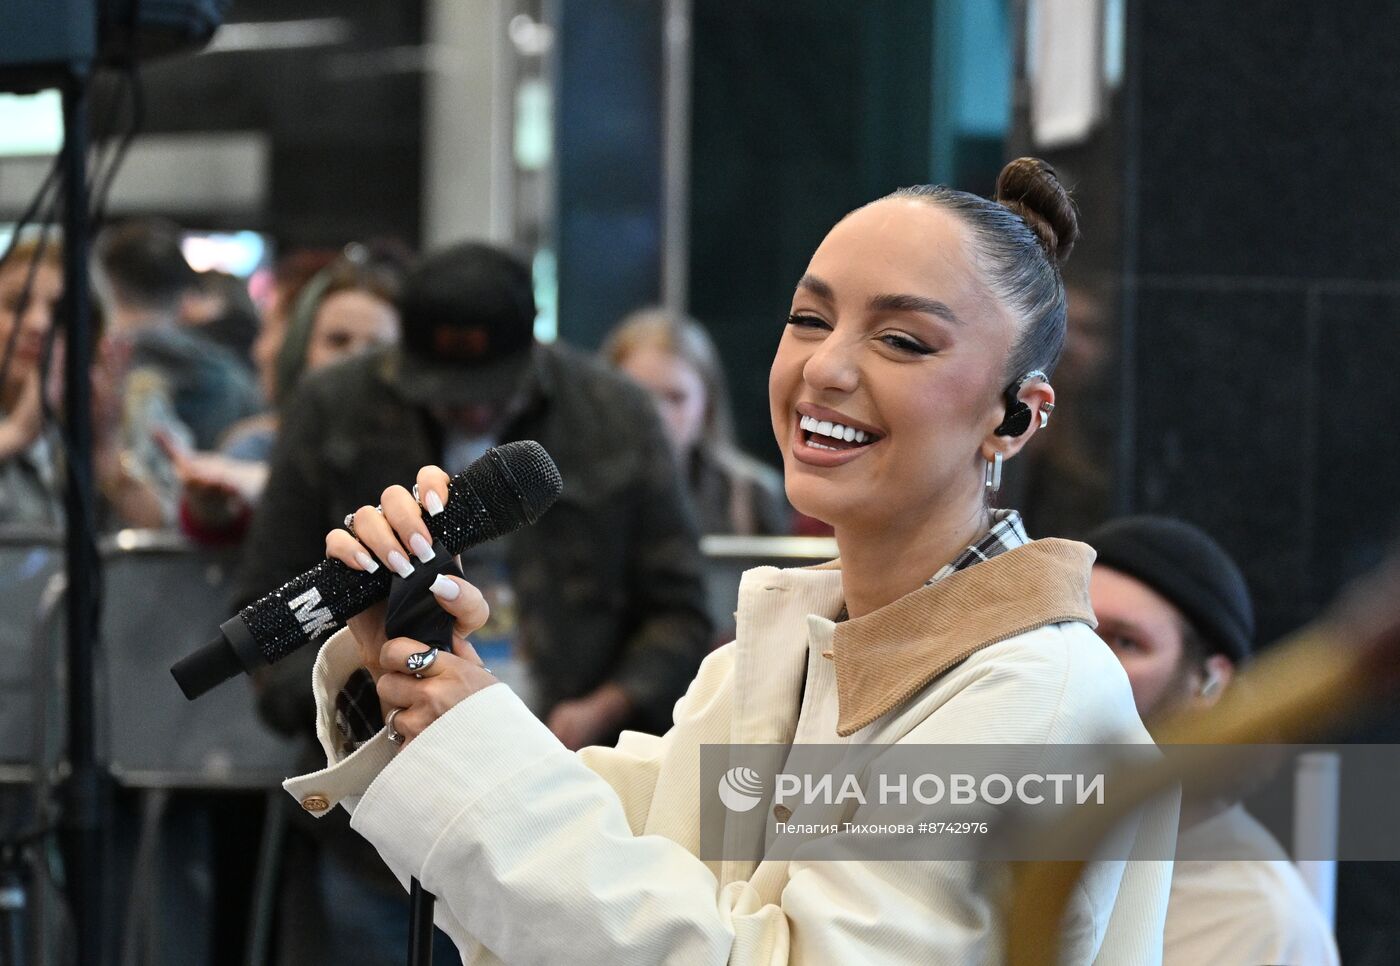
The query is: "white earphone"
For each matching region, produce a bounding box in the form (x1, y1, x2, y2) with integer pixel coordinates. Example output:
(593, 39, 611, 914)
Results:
(1199, 668, 1223, 698)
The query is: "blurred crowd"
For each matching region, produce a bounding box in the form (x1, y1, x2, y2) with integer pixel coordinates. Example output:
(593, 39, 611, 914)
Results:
(0, 220, 795, 543)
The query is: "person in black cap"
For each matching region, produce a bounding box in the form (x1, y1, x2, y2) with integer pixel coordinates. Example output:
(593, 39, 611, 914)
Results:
(233, 241, 713, 965)
(1087, 514, 1339, 966)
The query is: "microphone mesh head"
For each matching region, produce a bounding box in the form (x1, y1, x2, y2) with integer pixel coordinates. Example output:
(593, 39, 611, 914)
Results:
(437, 440, 562, 551)
(490, 439, 564, 524)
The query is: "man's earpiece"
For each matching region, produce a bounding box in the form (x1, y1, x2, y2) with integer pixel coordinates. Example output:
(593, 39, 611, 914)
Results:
(1199, 668, 1223, 698)
(994, 369, 1049, 437)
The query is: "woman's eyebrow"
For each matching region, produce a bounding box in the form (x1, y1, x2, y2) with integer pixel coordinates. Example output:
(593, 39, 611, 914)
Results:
(868, 292, 963, 325)
(796, 273, 835, 301)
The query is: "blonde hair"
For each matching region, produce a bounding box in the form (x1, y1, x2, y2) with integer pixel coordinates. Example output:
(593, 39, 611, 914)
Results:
(601, 307, 736, 453)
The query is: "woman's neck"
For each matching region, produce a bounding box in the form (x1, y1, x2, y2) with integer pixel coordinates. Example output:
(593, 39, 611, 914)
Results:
(834, 501, 992, 619)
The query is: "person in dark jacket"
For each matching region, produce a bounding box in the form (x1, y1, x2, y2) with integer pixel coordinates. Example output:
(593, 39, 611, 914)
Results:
(233, 241, 712, 965)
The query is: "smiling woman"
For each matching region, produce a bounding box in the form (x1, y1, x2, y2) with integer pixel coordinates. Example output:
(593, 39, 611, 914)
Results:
(770, 158, 1074, 619)
(284, 158, 1179, 965)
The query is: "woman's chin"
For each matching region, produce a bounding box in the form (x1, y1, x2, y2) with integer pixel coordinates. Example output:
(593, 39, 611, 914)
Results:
(785, 477, 863, 532)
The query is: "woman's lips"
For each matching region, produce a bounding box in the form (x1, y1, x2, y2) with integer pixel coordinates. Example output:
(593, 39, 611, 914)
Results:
(790, 419, 880, 468)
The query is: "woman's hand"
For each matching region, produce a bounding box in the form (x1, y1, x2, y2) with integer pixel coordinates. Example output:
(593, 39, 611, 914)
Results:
(325, 465, 496, 746)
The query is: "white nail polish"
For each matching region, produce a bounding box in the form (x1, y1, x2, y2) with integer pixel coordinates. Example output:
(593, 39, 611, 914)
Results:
(355, 551, 380, 574)
(424, 491, 445, 516)
(387, 551, 414, 578)
(430, 574, 460, 600)
(409, 533, 436, 563)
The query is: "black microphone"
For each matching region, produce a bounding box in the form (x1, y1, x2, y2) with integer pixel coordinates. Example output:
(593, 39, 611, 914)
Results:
(171, 440, 563, 700)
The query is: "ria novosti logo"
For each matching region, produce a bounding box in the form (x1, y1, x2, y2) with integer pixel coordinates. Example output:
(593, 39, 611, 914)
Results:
(717, 766, 765, 812)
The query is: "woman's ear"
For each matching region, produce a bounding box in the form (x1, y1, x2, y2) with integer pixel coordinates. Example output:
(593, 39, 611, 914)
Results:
(982, 379, 1055, 463)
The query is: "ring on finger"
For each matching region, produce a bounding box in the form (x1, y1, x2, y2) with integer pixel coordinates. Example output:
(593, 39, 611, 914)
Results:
(344, 505, 385, 540)
(406, 647, 438, 677)
(385, 706, 406, 745)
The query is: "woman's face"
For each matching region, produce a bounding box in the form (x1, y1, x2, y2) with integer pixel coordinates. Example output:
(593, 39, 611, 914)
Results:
(619, 345, 708, 454)
(768, 198, 1018, 530)
(305, 289, 399, 373)
(0, 258, 63, 394)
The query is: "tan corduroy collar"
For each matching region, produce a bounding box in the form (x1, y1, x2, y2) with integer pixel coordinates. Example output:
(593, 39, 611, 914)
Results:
(812, 538, 1098, 736)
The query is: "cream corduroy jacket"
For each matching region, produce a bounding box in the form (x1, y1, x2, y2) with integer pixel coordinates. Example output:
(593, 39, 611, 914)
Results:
(284, 539, 1177, 965)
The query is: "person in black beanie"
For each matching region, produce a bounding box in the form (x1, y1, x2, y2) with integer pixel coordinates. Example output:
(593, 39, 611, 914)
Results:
(1087, 514, 1253, 721)
(1087, 514, 1339, 966)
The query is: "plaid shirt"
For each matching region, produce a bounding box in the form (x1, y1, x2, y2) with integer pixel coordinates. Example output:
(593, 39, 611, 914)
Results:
(833, 509, 1029, 623)
(925, 509, 1030, 585)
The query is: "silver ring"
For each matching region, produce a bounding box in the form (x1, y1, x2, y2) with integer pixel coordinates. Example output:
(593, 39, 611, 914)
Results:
(342, 512, 357, 538)
(479, 666, 493, 676)
(412, 483, 420, 503)
(385, 707, 406, 745)
(406, 648, 438, 676)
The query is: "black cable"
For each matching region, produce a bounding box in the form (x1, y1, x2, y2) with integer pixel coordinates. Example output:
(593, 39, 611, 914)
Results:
(0, 153, 60, 272)
(84, 69, 130, 211)
(90, 64, 144, 231)
(46, 162, 106, 643)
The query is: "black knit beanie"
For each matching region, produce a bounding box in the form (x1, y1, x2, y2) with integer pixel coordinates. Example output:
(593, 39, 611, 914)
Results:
(1087, 516, 1254, 663)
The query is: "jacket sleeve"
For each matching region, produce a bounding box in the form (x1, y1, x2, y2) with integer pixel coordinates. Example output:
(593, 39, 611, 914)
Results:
(608, 400, 715, 731)
(322, 631, 1175, 965)
(340, 685, 1012, 965)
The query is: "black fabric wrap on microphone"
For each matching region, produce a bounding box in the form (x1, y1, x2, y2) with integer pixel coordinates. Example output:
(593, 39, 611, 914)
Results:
(384, 541, 464, 653)
(171, 440, 561, 699)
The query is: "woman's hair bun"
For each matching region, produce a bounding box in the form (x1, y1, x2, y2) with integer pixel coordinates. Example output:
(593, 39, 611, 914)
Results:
(994, 157, 1079, 266)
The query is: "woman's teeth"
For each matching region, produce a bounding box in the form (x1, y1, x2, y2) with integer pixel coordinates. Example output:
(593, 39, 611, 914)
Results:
(799, 414, 872, 446)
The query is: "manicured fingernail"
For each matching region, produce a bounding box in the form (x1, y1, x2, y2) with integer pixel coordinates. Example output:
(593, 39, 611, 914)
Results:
(387, 550, 414, 578)
(409, 533, 435, 563)
(355, 551, 380, 574)
(429, 574, 459, 600)
(424, 490, 445, 516)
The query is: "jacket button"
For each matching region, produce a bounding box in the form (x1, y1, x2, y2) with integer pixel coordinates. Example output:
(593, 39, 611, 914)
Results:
(301, 794, 330, 812)
(773, 804, 792, 822)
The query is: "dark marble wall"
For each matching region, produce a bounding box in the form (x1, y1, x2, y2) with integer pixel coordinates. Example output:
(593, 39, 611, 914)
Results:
(1020, 0, 1400, 646)
(1124, 0, 1400, 644)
